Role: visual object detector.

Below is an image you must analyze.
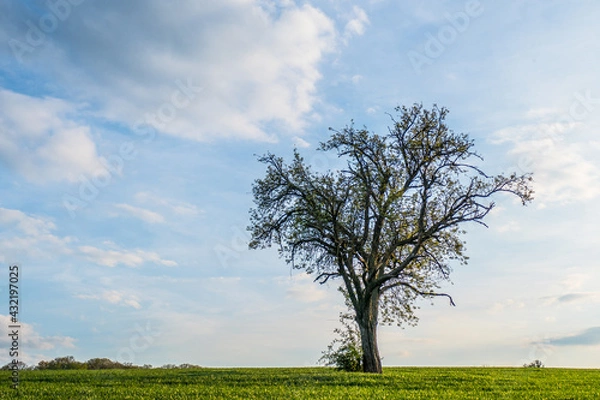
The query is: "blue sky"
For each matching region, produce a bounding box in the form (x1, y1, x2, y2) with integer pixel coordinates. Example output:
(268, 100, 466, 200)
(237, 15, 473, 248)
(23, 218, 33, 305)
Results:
(1, 0, 599, 368)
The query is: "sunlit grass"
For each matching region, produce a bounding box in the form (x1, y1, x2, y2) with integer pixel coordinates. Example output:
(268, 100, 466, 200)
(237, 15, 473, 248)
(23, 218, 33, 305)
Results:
(1, 367, 598, 399)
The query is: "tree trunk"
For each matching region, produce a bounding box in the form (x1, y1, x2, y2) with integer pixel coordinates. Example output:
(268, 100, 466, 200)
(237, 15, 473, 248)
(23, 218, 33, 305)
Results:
(357, 290, 382, 373)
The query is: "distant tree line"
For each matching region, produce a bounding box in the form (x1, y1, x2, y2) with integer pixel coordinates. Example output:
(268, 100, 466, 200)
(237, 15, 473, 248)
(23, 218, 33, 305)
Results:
(1, 356, 202, 371)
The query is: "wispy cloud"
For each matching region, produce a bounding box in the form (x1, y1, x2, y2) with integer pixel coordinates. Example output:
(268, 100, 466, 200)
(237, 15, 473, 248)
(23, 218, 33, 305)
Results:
(0, 207, 73, 259)
(114, 203, 165, 224)
(546, 327, 600, 347)
(77, 290, 141, 309)
(494, 220, 521, 233)
(488, 298, 526, 314)
(543, 292, 600, 306)
(281, 274, 329, 303)
(0, 207, 56, 236)
(561, 274, 588, 291)
(134, 192, 202, 217)
(0, 207, 176, 268)
(492, 121, 600, 204)
(78, 245, 177, 268)
(0, 314, 76, 358)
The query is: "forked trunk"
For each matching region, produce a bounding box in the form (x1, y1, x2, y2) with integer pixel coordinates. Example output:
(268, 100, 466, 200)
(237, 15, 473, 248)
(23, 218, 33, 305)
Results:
(357, 290, 382, 373)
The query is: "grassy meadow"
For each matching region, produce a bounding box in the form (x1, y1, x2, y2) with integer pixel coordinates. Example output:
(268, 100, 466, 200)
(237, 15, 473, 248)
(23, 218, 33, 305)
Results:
(1, 367, 598, 399)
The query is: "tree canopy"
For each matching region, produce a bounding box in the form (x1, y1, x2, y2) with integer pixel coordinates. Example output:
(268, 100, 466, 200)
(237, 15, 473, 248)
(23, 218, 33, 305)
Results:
(249, 104, 533, 373)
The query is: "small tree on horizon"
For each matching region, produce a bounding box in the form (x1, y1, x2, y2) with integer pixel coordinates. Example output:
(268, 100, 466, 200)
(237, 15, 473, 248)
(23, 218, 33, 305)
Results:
(248, 104, 533, 373)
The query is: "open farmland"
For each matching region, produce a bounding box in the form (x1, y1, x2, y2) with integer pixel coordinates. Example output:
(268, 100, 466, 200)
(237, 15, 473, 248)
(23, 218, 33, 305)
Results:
(1, 367, 599, 399)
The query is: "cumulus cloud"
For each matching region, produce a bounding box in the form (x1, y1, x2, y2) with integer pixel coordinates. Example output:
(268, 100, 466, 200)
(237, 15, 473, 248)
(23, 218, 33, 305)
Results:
(2, 1, 338, 142)
(0, 89, 106, 183)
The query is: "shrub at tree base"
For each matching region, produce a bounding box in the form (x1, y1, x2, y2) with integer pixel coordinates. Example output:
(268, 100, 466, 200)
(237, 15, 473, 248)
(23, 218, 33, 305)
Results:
(320, 313, 363, 372)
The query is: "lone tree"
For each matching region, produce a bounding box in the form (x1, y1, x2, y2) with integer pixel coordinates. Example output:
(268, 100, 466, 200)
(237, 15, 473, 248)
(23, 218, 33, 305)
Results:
(248, 104, 533, 373)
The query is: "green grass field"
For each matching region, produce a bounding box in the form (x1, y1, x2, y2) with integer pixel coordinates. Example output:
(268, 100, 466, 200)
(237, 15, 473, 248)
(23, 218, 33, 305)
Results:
(1, 367, 598, 399)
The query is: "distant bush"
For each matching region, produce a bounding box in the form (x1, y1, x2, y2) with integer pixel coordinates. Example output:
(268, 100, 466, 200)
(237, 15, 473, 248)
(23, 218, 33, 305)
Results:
(36, 356, 86, 370)
(1, 361, 30, 370)
(32, 356, 201, 370)
(523, 360, 544, 368)
(86, 358, 137, 370)
(177, 363, 202, 369)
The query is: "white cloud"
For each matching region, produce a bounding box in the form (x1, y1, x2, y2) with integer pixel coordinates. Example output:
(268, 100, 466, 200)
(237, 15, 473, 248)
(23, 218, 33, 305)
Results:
(351, 74, 363, 84)
(134, 192, 202, 217)
(561, 273, 588, 291)
(494, 220, 521, 233)
(542, 292, 600, 306)
(78, 245, 177, 268)
(0, 313, 76, 367)
(77, 290, 142, 309)
(114, 203, 165, 224)
(292, 136, 311, 148)
(488, 298, 526, 314)
(0, 89, 106, 183)
(492, 121, 600, 204)
(0, 207, 73, 259)
(0, 315, 76, 352)
(344, 6, 370, 39)
(282, 273, 329, 303)
(0, 207, 56, 236)
(0, 207, 176, 272)
(525, 107, 562, 120)
(8, 1, 337, 142)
